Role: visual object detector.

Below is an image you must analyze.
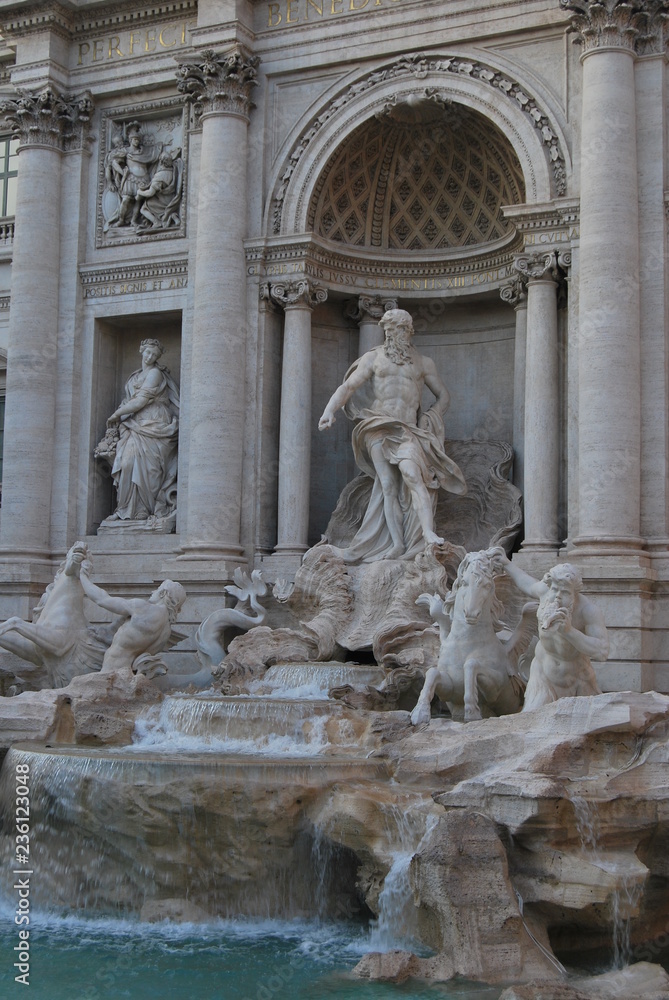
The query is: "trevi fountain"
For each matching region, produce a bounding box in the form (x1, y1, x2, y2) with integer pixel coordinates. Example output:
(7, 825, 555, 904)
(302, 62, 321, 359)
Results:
(0, 1, 668, 998)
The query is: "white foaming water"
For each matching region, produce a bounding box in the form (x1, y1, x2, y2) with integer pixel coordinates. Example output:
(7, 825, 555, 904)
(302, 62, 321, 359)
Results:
(131, 700, 333, 757)
(368, 808, 439, 952)
(571, 793, 643, 969)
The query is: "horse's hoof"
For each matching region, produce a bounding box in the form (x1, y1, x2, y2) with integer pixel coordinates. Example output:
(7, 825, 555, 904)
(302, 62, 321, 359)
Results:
(410, 708, 430, 726)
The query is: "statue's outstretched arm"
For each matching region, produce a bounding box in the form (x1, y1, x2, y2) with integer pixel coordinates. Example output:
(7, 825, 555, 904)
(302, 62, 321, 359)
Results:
(80, 574, 132, 618)
(318, 353, 374, 430)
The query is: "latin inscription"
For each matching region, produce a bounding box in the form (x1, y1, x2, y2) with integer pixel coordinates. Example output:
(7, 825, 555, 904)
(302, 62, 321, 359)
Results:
(266, 0, 406, 28)
(77, 21, 195, 66)
(83, 276, 187, 299)
(523, 227, 579, 246)
(251, 261, 514, 291)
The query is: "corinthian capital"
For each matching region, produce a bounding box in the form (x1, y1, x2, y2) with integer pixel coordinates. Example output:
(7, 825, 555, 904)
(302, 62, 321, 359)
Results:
(344, 294, 398, 324)
(559, 0, 668, 53)
(270, 279, 328, 310)
(0, 86, 94, 150)
(499, 274, 528, 309)
(514, 250, 568, 282)
(176, 46, 259, 119)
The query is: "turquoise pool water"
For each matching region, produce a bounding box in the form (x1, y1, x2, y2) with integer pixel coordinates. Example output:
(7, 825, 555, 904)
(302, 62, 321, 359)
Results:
(0, 912, 502, 1000)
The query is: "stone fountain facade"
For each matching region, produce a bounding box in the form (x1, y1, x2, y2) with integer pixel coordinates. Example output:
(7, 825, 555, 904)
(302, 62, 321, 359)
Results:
(0, 0, 663, 690)
(0, 1, 668, 996)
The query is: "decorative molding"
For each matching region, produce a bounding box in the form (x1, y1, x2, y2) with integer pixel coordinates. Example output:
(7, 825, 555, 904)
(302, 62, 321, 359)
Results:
(269, 278, 328, 310)
(345, 294, 398, 324)
(272, 52, 568, 235)
(0, 86, 93, 150)
(96, 98, 188, 249)
(246, 232, 524, 297)
(176, 46, 259, 120)
(560, 0, 669, 54)
(0, 1, 198, 39)
(79, 257, 188, 298)
(0, 294, 10, 311)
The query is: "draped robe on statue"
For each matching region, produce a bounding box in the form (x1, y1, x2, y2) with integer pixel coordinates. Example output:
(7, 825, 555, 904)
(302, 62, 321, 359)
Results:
(340, 355, 467, 563)
(112, 366, 179, 521)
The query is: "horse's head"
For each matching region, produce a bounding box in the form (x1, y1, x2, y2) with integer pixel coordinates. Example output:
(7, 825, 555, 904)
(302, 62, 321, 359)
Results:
(449, 550, 498, 625)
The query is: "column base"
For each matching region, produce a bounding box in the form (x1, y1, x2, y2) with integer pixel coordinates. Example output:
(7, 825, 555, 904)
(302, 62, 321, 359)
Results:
(568, 535, 646, 557)
(176, 541, 245, 562)
(520, 540, 561, 555)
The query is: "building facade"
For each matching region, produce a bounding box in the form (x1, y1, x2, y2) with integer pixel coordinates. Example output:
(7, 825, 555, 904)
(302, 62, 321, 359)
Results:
(0, 0, 665, 690)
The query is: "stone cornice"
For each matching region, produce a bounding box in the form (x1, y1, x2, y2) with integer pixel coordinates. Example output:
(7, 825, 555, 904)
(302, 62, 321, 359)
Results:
(0, 1, 198, 39)
(245, 231, 525, 298)
(560, 0, 669, 55)
(0, 85, 93, 149)
(79, 256, 188, 296)
(176, 45, 259, 120)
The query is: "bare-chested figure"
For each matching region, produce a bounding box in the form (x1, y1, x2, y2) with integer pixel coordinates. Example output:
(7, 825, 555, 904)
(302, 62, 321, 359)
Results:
(79, 574, 186, 676)
(318, 308, 466, 562)
(492, 549, 609, 711)
(0, 541, 108, 688)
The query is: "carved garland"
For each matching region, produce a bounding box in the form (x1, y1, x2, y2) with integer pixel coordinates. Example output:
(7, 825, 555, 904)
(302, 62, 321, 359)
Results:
(272, 53, 567, 235)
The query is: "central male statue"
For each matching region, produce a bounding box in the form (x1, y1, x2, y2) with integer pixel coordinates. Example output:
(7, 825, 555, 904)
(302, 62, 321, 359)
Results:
(318, 308, 466, 562)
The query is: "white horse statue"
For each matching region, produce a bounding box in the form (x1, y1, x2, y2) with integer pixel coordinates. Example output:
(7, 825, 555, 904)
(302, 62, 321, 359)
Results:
(410, 548, 536, 724)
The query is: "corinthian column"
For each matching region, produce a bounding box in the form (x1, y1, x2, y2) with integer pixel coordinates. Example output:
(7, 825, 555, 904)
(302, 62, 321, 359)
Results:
(344, 295, 397, 355)
(561, 0, 645, 550)
(513, 251, 567, 552)
(0, 87, 92, 560)
(500, 275, 528, 494)
(176, 47, 259, 565)
(271, 279, 327, 556)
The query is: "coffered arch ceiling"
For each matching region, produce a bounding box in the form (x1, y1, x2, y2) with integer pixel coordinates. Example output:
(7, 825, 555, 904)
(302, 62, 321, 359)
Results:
(308, 102, 525, 253)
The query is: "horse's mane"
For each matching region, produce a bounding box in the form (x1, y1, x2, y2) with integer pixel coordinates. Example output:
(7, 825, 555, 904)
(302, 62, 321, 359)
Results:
(444, 550, 506, 630)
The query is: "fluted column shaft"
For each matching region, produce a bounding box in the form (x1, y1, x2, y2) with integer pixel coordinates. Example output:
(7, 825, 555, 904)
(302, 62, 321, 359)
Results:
(271, 280, 327, 554)
(176, 48, 258, 562)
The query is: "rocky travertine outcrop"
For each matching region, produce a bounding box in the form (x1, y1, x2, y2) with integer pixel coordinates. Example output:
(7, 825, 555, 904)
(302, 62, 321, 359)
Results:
(343, 691, 669, 985)
(2, 684, 669, 992)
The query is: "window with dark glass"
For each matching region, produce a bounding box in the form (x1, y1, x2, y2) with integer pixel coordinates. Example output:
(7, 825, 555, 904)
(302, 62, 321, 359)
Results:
(0, 136, 18, 217)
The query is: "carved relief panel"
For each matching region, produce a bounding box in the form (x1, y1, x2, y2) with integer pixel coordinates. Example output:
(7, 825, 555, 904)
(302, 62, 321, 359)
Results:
(96, 101, 188, 248)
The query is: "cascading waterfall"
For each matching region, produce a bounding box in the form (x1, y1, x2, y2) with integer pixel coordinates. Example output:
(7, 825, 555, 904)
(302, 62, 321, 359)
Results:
(570, 793, 643, 969)
(368, 806, 439, 951)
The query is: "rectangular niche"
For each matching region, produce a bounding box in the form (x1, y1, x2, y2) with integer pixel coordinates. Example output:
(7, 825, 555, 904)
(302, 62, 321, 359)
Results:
(96, 99, 189, 249)
(88, 312, 182, 535)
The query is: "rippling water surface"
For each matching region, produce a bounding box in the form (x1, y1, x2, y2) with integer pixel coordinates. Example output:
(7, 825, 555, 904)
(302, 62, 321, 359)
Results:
(0, 911, 502, 1000)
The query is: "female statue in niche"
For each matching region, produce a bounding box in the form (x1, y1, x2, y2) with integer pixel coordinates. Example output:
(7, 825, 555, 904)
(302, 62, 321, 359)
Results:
(96, 339, 179, 531)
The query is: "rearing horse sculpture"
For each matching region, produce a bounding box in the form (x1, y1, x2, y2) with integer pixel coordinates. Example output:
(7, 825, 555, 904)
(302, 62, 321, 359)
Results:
(410, 548, 536, 724)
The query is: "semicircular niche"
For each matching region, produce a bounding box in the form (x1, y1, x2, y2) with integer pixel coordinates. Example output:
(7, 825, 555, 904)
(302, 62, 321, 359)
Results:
(308, 100, 526, 252)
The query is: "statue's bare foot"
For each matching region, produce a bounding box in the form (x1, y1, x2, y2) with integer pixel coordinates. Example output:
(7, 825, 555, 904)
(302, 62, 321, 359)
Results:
(424, 531, 445, 546)
(385, 543, 406, 559)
